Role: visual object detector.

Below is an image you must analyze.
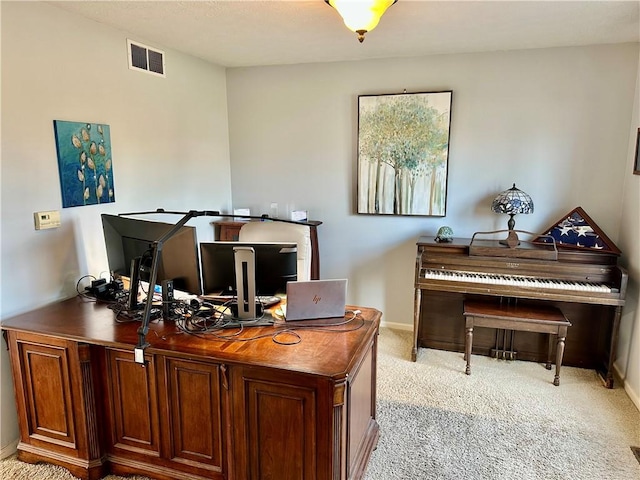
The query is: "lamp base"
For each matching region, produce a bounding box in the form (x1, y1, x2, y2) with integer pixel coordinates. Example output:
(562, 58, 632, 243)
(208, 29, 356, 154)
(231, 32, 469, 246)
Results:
(499, 230, 520, 248)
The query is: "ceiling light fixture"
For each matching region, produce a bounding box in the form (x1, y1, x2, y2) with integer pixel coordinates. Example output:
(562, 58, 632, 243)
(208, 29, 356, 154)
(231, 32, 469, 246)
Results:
(325, 0, 397, 43)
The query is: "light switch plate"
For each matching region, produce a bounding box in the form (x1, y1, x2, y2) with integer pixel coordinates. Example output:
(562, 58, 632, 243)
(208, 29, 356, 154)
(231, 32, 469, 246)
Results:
(34, 210, 61, 230)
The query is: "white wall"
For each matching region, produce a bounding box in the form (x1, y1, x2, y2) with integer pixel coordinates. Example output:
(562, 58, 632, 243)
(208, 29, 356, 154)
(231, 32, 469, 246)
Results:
(226, 44, 640, 400)
(0, 2, 232, 451)
(227, 44, 638, 318)
(617, 52, 640, 409)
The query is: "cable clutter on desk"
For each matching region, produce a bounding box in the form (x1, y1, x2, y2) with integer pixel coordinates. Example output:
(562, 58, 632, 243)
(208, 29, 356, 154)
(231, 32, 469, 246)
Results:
(89, 208, 351, 361)
(80, 275, 364, 346)
(173, 307, 364, 345)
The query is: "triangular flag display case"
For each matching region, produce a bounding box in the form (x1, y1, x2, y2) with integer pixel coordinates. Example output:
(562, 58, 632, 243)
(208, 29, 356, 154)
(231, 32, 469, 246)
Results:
(534, 206, 621, 255)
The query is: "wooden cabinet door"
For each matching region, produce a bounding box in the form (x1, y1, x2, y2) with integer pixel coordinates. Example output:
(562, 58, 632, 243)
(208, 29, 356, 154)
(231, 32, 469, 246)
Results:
(105, 348, 160, 457)
(7, 331, 104, 480)
(345, 344, 378, 480)
(104, 349, 229, 480)
(230, 366, 332, 480)
(12, 334, 78, 449)
(158, 356, 228, 478)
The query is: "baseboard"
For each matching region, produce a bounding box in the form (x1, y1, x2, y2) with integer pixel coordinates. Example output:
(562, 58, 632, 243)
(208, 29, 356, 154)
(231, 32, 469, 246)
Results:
(625, 383, 640, 413)
(613, 363, 640, 413)
(379, 320, 412, 331)
(0, 439, 18, 460)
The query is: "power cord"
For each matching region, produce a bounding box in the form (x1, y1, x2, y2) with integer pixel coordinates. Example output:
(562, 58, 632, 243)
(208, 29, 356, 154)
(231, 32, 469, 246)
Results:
(169, 308, 365, 345)
(99, 283, 365, 347)
(76, 274, 97, 299)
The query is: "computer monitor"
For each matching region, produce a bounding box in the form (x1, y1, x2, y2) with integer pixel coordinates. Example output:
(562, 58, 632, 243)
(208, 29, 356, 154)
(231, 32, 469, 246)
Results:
(101, 214, 202, 295)
(200, 241, 297, 296)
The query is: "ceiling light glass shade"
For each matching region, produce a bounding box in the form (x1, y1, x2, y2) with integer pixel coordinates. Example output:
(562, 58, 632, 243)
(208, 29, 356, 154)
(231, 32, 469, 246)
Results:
(325, 0, 397, 43)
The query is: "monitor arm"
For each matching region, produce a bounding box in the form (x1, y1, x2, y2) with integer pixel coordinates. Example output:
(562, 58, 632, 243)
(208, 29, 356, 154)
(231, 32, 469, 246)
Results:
(118, 208, 313, 225)
(132, 210, 203, 362)
(120, 208, 309, 364)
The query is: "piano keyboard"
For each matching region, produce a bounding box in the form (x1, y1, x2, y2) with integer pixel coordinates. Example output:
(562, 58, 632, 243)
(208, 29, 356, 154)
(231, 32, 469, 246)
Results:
(422, 269, 616, 293)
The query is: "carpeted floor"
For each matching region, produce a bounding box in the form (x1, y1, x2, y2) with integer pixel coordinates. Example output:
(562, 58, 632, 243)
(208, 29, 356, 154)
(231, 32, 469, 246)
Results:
(2, 327, 639, 479)
(365, 328, 640, 479)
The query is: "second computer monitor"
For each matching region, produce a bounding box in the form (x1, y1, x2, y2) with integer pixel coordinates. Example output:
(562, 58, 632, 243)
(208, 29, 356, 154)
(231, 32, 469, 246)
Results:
(102, 213, 202, 295)
(200, 241, 297, 296)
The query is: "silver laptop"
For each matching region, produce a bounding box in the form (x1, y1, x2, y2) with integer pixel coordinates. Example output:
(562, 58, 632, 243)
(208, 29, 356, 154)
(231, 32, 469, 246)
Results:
(284, 279, 347, 321)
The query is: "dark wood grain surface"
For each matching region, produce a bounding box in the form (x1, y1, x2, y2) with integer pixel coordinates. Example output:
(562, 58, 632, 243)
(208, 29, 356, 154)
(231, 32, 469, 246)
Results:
(2, 296, 380, 376)
(3, 297, 381, 480)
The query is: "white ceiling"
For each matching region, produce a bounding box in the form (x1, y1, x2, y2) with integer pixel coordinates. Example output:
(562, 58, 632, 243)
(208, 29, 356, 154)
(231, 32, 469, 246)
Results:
(49, 1, 640, 68)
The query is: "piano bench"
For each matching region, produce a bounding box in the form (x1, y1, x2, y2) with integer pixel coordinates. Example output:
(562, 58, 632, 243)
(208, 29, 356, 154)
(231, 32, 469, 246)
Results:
(462, 301, 571, 386)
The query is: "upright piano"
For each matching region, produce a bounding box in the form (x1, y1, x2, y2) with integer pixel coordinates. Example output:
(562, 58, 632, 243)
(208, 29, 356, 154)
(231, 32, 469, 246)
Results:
(412, 235, 627, 388)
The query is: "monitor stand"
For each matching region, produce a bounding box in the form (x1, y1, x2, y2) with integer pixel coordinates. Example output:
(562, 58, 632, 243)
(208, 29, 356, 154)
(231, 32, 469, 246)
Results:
(233, 246, 257, 319)
(128, 256, 142, 311)
(224, 247, 274, 328)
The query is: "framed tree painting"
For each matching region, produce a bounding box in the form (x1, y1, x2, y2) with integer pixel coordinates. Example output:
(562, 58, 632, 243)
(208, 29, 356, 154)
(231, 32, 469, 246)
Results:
(357, 90, 452, 216)
(534, 206, 621, 255)
(53, 120, 116, 208)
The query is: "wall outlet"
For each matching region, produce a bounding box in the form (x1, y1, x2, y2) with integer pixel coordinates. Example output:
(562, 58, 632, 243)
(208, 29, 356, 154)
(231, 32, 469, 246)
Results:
(34, 210, 61, 230)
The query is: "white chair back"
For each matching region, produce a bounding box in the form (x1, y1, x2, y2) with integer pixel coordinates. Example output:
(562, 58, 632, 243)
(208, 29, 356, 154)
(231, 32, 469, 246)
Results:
(238, 221, 312, 281)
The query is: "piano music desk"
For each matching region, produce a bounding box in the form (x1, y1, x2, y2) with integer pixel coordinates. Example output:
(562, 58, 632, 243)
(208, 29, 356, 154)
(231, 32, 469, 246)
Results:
(463, 301, 571, 386)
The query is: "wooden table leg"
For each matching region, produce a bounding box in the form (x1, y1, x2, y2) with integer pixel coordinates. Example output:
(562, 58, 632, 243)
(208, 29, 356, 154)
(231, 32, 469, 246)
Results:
(411, 288, 421, 362)
(601, 305, 622, 388)
(465, 318, 473, 375)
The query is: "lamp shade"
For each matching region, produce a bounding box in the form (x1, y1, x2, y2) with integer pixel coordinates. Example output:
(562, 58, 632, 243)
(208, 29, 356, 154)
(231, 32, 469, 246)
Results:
(325, 0, 397, 42)
(491, 184, 534, 216)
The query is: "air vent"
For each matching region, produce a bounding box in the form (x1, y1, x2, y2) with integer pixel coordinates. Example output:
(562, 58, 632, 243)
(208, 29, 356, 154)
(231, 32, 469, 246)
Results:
(127, 39, 165, 77)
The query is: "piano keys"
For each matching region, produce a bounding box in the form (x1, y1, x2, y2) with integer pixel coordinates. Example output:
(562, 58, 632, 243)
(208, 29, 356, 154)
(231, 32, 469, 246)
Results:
(422, 269, 617, 293)
(412, 236, 627, 388)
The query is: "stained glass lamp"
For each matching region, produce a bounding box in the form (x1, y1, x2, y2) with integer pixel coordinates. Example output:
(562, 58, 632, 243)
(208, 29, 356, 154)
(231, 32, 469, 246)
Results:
(491, 183, 534, 247)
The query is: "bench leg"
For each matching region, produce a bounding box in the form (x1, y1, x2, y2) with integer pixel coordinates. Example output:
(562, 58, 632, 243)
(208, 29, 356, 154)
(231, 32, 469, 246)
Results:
(546, 334, 553, 370)
(554, 335, 566, 386)
(465, 324, 473, 375)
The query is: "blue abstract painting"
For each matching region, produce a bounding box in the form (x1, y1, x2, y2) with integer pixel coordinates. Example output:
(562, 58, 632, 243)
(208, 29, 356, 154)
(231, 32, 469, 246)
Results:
(53, 120, 116, 208)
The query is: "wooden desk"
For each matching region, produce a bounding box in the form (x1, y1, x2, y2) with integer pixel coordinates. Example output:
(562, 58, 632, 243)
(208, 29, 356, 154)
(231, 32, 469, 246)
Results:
(2, 297, 380, 480)
(212, 219, 323, 280)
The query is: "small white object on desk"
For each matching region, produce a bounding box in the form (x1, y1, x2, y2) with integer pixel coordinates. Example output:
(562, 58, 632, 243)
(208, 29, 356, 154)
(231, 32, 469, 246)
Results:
(291, 210, 308, 222)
